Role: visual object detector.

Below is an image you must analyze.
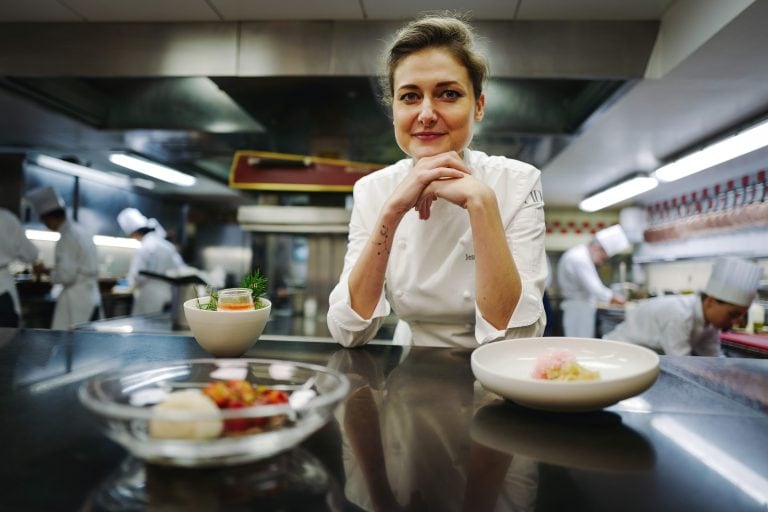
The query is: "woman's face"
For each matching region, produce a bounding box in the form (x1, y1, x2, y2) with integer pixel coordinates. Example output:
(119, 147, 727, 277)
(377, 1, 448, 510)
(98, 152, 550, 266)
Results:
(392, 47, 484, 160)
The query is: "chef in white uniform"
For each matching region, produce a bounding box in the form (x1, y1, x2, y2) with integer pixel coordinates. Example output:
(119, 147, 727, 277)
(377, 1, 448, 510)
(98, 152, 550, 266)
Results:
(117, 208, 184, 315)
(603, 257, 763, 356)
(327, 15, 547, 348)
(26, 187, 101, 330)
(0, 208, 39, 327)
(557, 225, 629, 338)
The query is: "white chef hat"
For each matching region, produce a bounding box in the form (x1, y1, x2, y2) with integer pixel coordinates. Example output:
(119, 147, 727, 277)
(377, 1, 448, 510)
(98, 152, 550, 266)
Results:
(117, 207, 149, 235)
(704, 257, 763, 307)
(25, 186, 65, 216)
(595, 224, 630, 257)
(147, 218, 167, 239)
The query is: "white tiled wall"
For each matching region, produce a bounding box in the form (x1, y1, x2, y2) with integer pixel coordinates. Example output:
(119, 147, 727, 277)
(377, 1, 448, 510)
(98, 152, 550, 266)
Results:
(644, 257, 768, 296)
(28, 239, 135, 278)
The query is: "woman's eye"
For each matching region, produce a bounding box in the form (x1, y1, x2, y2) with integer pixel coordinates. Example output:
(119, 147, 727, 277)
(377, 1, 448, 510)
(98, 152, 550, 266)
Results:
(399, 92, 420, 102)
(441, 90, 463, 100)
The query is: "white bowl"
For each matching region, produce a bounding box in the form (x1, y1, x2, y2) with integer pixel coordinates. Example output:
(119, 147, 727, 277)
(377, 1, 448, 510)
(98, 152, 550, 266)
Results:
(471, 337, 660, 412)
(183, 296, 271, 357)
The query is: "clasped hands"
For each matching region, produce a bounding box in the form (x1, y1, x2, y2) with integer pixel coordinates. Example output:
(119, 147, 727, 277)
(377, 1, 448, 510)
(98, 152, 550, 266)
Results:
(390, 151, 491, 221)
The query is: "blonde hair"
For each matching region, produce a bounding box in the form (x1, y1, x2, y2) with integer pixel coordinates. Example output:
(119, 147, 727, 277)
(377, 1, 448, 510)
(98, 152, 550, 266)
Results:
(380, 12, 489, 106)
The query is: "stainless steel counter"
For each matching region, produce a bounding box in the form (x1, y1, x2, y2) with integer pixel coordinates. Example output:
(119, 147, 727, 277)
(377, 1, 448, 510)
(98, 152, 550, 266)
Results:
(75, 310, 398, 343)
(1, 327, 767, 511)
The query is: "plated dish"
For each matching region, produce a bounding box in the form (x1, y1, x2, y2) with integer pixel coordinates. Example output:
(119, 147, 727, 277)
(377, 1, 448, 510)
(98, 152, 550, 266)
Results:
(79, 359, 349, 467)
(471, 337, 660, 412)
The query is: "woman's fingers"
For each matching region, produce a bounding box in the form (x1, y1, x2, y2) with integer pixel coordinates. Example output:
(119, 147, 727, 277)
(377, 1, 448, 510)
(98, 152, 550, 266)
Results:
(417, 167, 465, 186)
(418, 196, 433, 220)
(414, 152, 472, 176)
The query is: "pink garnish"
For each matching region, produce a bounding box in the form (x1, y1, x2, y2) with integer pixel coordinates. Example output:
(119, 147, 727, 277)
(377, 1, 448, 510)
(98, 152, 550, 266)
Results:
(532, 349, 576, 379)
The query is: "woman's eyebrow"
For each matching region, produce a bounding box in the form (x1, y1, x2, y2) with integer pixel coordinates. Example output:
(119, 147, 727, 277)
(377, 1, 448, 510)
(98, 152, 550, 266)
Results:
(397, 80, 463, 92)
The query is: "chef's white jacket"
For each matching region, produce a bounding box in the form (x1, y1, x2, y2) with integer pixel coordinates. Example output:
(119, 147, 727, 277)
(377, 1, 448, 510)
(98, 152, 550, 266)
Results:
(556, 244, 613, 338)
(0, 208, 39, 314)
(127, 231, 184, 315)
(327, 149, 547, 348)
(602, 293, 721, 356)
(50, 220, 101, 330)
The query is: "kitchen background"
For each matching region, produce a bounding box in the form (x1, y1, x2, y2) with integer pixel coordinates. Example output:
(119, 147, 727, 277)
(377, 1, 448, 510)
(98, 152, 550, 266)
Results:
(1, 0, 767, 334)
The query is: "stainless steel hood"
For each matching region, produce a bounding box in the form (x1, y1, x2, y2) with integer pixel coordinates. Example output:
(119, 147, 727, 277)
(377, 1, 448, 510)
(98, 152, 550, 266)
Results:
(0, 18, 655, 198)
(238, 205, 351, 233)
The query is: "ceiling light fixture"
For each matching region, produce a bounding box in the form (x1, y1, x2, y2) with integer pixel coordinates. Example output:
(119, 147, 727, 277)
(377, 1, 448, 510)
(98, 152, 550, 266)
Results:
(26, 230, 139, 249)
(32, 154, 131, 188)
(579, 173, 658, 212)
(25, 229, 60, 242)
(654, 117, 768, 183)
(109, 153, 196, 187)
(93, 235, 141, 249)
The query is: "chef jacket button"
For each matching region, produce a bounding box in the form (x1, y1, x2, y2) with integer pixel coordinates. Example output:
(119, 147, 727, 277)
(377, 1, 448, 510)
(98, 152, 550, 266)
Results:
(396, 290, 404, 298)
(398, 241, 407, 250)
(462, 290, 472, 300)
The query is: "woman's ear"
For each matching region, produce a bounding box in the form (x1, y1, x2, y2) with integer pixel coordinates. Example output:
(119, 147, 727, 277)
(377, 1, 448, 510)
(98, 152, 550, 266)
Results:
(475, 93, 485, 121)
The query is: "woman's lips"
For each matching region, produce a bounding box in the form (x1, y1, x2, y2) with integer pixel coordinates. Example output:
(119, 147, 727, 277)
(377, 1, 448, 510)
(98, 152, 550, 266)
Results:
(412, 132, 445, 141)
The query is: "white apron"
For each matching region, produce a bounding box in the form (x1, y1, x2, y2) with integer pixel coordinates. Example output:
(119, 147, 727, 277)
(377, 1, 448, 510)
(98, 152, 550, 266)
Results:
(0, 268, 20, 315)
(560, 299, 597, 338)
(52, 277, 100, 330)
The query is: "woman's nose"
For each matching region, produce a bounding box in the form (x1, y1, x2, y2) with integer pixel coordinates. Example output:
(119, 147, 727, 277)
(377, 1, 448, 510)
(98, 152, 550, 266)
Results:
(417, 100, 437, 126)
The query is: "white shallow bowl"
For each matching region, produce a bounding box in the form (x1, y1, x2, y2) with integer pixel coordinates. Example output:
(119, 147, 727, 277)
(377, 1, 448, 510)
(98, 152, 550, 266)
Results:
(79, 359, 350, 467)
(183, 296, 271, 357)
(471, 337, 660, 412)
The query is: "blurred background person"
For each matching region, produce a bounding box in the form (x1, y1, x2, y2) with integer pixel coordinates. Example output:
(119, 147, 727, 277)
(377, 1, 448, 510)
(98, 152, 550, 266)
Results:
(0, 208, 39, 327)
(557, 225, 629, 338)
(26, 186, 101, 330)
(117, 207, 185, 315)
(603, 257, 763, 356)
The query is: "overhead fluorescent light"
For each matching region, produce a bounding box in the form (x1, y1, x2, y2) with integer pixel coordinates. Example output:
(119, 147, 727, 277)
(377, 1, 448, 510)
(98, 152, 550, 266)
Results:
(25, 229, 60, 242)
(109, 153, 197, 187)
(26, 230, 139, 249)
(93, 235, 140, 248)
(579, 174, 658, 212)
(32, 154, 131, 188)
(654, 118, 768, 183)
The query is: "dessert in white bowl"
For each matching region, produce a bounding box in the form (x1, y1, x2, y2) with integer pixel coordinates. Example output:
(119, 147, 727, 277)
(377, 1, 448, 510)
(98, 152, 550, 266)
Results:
(183, 295, 271, 357)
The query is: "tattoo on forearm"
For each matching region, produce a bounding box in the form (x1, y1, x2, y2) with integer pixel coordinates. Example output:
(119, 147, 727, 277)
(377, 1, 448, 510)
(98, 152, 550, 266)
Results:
(375, 225, 390, 256)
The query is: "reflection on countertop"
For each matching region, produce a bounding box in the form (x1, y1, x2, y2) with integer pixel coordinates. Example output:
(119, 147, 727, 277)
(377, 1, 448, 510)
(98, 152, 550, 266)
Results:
(75, 310, 398, 344)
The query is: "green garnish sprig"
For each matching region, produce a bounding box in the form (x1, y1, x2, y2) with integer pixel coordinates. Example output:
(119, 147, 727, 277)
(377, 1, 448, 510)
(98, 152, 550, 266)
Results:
(242, 269, 268, 308)
(197, 287, 219, 311)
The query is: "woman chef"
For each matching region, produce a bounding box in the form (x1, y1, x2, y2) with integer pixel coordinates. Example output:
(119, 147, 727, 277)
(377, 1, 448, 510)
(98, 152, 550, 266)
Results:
(556, 224, 629, 338)
(26, 187, 101, 329)
(326, 14, 547, 348)
(117, 208, 184, 316)
(603, 257, 763, 356)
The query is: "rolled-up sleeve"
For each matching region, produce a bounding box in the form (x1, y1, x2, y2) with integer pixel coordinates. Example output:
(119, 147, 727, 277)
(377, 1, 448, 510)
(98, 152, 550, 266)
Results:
(474, 176, 547, 344)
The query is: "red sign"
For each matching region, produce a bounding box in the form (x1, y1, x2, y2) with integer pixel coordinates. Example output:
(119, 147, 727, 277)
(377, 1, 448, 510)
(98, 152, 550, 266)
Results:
(229, 150, 384, 192)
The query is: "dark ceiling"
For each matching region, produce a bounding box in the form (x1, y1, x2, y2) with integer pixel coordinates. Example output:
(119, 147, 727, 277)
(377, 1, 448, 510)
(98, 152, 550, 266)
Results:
(0, 75, 624, 184)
